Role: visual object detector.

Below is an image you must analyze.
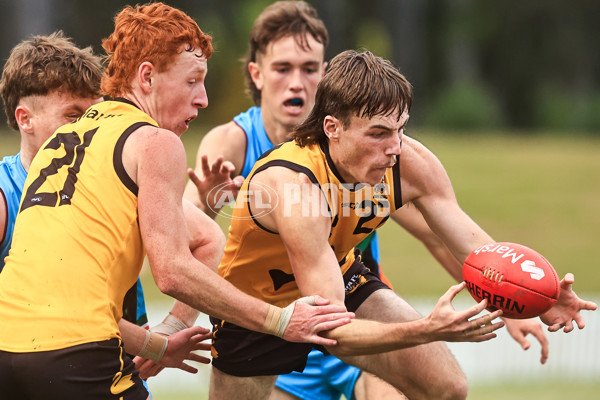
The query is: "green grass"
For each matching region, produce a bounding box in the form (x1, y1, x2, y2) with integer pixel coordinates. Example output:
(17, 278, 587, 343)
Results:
(467, 380, 600, 400)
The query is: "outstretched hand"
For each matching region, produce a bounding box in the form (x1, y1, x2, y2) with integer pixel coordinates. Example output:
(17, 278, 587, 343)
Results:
(134, 326, 213, 380)
(187, 154, 244, 213)
(503, 318, 549, 364)
(540, 273, 597, 332)
(427, 282, 505, 343)
(282, 295, 354, 346)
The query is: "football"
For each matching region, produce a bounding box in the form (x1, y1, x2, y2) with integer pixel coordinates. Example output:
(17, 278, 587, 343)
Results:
(462, 242, 560, 319)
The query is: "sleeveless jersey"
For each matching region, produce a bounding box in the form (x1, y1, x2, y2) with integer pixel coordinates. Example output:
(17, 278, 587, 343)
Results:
(233, 106, 275, 177)
(234, 107, 382, 270)
(0, 153, 27, 271)
(218, 140, 402, 307)
(0, 99, 157, 352)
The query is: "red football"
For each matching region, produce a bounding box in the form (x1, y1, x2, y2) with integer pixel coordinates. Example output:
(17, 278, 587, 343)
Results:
(462, 242, 560, 319)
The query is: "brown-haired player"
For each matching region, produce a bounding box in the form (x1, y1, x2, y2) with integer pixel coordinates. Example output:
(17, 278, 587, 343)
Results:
(0, 3, 353, 400)
(207, 50, 596, 399)
(185, 2, 403, 399)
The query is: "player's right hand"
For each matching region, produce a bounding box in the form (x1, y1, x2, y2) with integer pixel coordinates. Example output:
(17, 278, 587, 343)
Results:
(282, 295, 354, 346)
(187, 154, 244, 212)
(426, 282, 505, 343)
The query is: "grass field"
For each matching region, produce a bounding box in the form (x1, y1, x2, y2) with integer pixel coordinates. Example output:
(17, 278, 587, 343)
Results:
(2, 128, 599, 399)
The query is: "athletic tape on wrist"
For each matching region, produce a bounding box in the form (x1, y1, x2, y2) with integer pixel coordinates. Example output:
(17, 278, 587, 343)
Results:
(151, 313, 189, 336)
(138, 330, 169, 363)
(263, 296, 317, 338)
(263, 305, 283, 337)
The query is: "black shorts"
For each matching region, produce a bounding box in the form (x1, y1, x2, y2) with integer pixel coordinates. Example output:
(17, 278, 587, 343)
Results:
(0, 338, 148, 400)
(210, 255, 390, 377)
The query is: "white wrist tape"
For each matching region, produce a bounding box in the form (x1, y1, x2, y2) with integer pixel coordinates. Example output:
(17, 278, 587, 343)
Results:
(263, 296, 316, 338)
(151, 313, 189, 336)
(138, 330, 168, 363)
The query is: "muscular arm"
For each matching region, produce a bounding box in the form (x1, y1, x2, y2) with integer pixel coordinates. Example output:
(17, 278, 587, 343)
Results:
(125, 126, 350, 344)
(397, 136, 557, 362)
(183, 122, 247, 215)
(253, 168, 346, 306)
(155, 199, 225, 330)
(390, 205, 462, 281)
(253, 167, 503, 355)
(398, 136, 494, 262)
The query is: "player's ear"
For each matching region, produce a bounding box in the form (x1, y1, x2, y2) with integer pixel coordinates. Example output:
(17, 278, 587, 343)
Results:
(138, 61, 155, 94)
(14, 105, 34, 134)
(248, 61, 263, 90)
(323, 115, 340, 142)
(320, 61, 328, 78)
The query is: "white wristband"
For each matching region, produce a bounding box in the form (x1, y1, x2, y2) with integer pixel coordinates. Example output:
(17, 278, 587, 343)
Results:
(151, 313, 189, 336)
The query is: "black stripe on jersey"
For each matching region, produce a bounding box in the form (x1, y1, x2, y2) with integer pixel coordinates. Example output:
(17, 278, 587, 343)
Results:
(113, 122, 156, 196)
(255, 139, 291, 163)
(248, 159, 331, 234)
(319, 141, 346, 186)
(392, 160, 402, 209)
(113, 97, 141, 110)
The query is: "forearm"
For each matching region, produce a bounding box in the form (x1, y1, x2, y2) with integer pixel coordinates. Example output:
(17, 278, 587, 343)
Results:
(425, 240, 463, 282)
(118, 319, 148, 355)
(183, 181, 213, 216)
(167, 300, 201, 328)
(155, 258, 271, 334)
(324, 318, 431, 356)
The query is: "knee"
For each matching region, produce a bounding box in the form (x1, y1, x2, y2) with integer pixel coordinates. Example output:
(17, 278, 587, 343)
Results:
(434, 373, 468, 400)
(446, 376, 468, 400)
(414, 368, 468, 400)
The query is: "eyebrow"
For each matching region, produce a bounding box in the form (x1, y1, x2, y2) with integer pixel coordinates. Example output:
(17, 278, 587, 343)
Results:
(369, 118, 409, 132)
(270, 60, 321, 67)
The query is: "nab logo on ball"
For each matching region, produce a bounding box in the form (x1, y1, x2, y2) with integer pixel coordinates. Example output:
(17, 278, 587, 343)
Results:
(462, 242, 560, 319)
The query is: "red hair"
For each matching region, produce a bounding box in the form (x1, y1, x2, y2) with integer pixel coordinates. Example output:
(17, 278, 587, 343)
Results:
(101, 2, 212, 97)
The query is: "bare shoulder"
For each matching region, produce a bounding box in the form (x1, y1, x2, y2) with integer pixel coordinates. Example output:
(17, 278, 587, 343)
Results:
(123, 125, 187, 185)
(400, 135, 452, 200)
(197, 121, 247, 171)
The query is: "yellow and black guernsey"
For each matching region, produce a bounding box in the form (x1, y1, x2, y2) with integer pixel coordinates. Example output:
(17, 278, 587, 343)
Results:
(0, 99, 157, 352)
(219, 140, 403, 308)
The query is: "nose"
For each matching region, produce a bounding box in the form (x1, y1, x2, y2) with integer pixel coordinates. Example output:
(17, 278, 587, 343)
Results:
(194, 84, 208, 109)
(288, 68, 303, 91)
(386, 131, 402, 157)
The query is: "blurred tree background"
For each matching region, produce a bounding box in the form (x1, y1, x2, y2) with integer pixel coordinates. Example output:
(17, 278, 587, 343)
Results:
(1, 0, 599, 134)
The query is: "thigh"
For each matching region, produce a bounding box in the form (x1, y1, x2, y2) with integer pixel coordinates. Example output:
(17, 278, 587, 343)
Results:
(0, 339, 148, 400)
(352, 372, 406, 400)
(210, 365, 278, 400)
(338, 290, 467, 399)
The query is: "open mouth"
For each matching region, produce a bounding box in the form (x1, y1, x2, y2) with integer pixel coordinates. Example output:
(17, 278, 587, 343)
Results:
(284, 98, 304, 108)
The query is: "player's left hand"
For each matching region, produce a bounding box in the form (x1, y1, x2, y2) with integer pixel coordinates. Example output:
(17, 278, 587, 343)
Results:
(133, 356, 164, 380)
(503, 318, 549, 364)
(135, 326, 213, 378)
(540, 273, 597, 333)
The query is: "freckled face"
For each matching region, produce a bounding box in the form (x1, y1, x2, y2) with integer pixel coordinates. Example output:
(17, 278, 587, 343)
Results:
(328, 110, 409, 185)
(151, 50, 209, 135)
